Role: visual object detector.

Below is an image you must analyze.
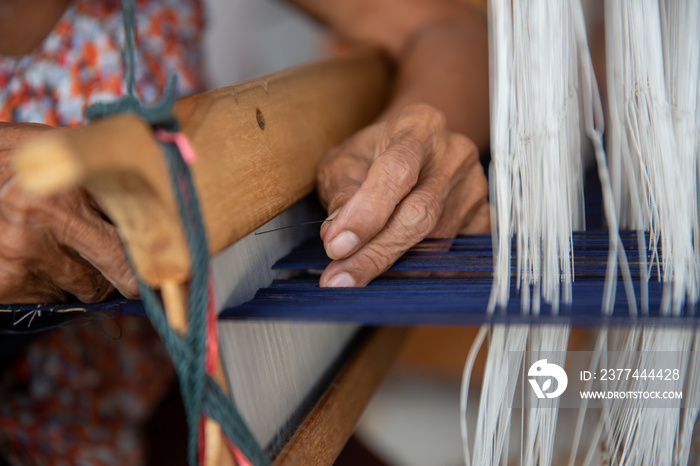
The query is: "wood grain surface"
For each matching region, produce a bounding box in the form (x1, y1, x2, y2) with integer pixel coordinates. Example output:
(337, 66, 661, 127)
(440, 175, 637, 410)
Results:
(14, 48, 390, 286)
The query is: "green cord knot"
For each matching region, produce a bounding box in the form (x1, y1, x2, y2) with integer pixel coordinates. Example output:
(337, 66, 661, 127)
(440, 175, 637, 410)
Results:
(85, 74, 179, 129)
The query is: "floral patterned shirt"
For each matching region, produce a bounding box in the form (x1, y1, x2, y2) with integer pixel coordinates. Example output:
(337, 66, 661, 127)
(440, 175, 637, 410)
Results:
(0, 0, 205, 127)
(0, 1, 204, 463)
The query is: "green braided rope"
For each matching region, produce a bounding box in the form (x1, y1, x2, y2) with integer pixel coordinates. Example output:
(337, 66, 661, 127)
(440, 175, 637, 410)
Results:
(162, 141, 208, 466)
(84, 1, 270, 464)
(138, 286, 270, 466)
(121, 0, 137, 97)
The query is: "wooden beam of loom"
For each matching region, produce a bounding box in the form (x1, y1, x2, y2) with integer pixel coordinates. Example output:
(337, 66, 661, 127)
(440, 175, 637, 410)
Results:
(13, 48, 390, 287)
(12, 48, 400, 465)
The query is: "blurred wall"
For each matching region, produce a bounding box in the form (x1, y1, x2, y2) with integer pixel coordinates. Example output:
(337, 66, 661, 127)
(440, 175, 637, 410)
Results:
(202, 0, 326, 88)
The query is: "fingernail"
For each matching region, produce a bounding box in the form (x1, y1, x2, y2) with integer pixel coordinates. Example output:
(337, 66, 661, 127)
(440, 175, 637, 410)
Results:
(320, 208, 341, 240)
(326, 208, 341, 222)
(326, 272, 355, 287)
(326, 231, 360, 260)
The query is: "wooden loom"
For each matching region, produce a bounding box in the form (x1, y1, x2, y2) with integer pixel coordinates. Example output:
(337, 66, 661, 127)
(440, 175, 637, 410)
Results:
(12, 48, 408, 465)
(13, 6, 699, 464)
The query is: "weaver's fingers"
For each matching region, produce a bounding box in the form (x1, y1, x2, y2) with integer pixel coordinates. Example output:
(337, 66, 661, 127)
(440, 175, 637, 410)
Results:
(46, 251, 118, 303)
(320, 176, 450, 287)
(55, 202, 138, 299)
(317, 145, 370, 243)
(0, 224, 117, 303)
(320, 111, 449, 261)
(14, 186, 140, 299)
(430, 135, 489, 237)
(322, 147, 421, 259)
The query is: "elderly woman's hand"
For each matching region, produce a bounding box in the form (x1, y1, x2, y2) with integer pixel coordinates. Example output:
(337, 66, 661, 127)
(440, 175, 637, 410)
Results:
(0, 123, 137, 303)
(291, 0, 490, 287)
(317, 104, 489, 288)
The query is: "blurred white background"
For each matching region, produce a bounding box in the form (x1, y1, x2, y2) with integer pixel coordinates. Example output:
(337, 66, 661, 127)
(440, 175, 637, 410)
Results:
(203, 0, 326, 87)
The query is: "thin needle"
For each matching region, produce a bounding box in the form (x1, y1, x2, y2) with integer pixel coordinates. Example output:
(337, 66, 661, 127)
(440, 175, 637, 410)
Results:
(254, 219, 332, 235)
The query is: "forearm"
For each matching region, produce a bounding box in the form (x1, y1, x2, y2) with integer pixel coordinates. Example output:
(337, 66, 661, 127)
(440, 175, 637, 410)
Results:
(382, 11, 489, 151)
(289, 0, 490, 151)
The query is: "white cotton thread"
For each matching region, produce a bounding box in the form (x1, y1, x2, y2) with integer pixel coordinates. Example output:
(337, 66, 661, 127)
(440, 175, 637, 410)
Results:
(465, 1, 700, 465)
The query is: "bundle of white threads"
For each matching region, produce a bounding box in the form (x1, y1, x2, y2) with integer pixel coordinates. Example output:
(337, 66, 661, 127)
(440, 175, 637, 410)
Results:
(463, 0, 700, 464)
(467, 1, 583, 464)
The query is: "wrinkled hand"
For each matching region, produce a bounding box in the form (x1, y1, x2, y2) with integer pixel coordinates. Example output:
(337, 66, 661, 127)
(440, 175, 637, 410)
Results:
(317, 104, 489, 287)
(0, 123, 137, 304)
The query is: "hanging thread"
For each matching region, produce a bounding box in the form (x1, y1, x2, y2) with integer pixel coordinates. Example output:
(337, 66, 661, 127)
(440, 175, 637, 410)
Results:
(84, 1, 269, 465)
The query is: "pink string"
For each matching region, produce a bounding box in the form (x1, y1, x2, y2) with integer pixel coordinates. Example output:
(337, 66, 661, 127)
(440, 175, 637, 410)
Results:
(226, 439, 255, 466)
(155, 129, 198, 164)
(158, 129, 253, 466)
(205, 273, 218, 377)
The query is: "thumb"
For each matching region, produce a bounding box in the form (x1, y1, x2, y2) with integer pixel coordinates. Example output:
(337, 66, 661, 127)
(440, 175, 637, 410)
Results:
(317, 156, 369, 243)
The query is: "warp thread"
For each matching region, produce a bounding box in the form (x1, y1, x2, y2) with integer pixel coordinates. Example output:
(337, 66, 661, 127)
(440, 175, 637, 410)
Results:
(462, 1, 700, 465)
